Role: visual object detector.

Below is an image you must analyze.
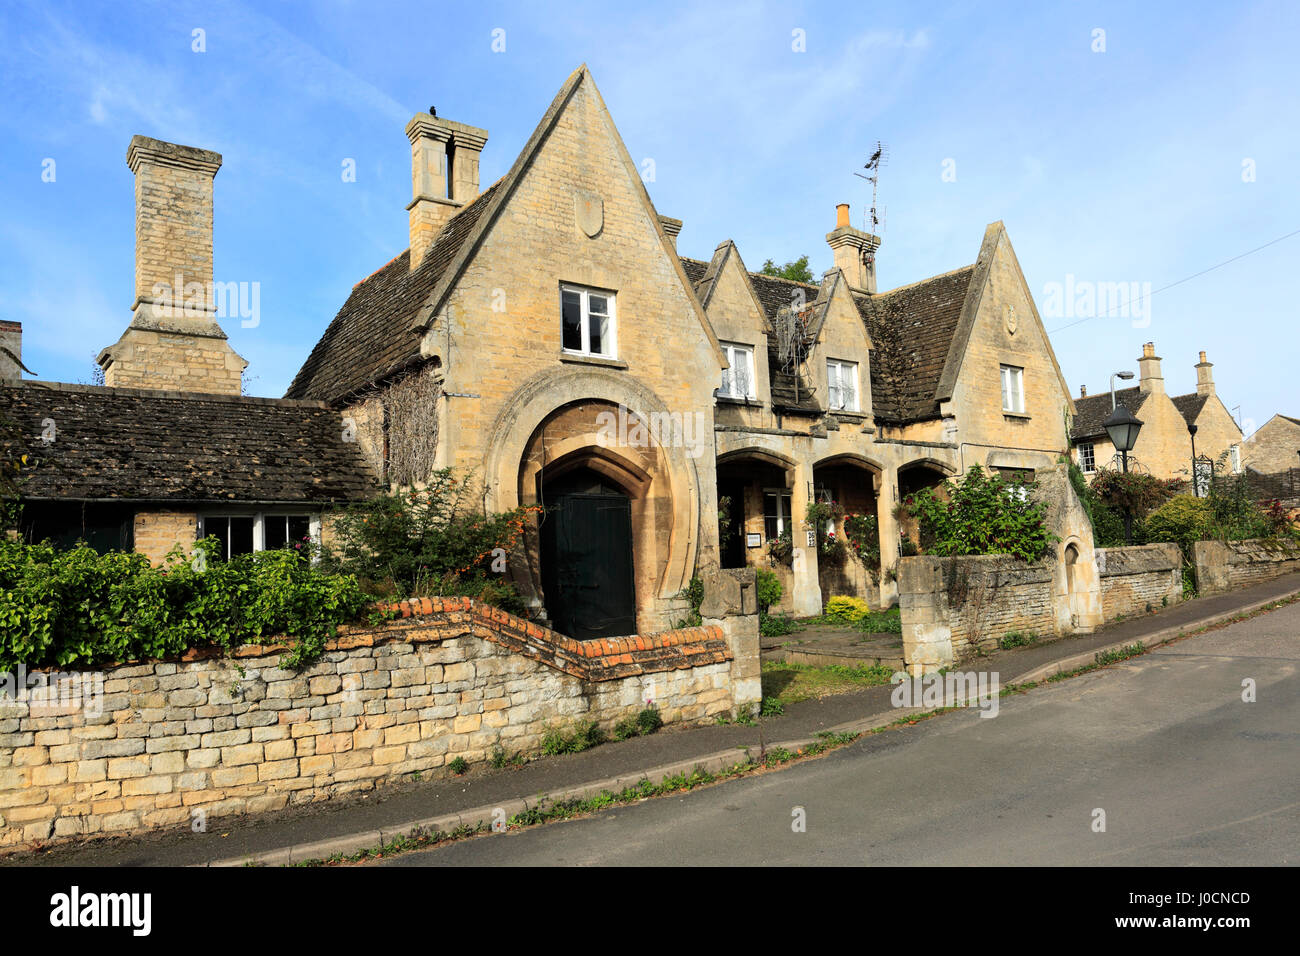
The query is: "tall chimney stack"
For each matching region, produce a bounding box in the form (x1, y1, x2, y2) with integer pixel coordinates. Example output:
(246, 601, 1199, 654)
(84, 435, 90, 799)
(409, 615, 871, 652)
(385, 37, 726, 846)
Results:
(1195, 350, 1215, 397)
(405, 111, 488, 270)
(97, 136, 246, 394)
(658, 215, 682, 253)
(1137, 341, 1164, 395)
(826, 203, 881, 293)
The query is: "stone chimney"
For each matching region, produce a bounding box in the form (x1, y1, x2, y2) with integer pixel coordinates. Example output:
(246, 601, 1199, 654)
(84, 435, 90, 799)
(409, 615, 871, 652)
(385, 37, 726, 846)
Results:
(1137, 342, 1164, 395)
(405, 110, 489, 270)
(658, 215, 682, 252)
(1195, 350, 1215, 396)
(97, 136, 246, 395)
(1079, 384, 1087, 397)
(0, 321, 22, 382)
(825, 203, 881, 293)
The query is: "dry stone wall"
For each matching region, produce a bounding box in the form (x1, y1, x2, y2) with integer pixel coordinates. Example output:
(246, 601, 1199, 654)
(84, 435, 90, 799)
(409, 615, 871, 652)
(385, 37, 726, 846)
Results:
(0, 596, 757, 850)
(1193, 538, 1300, 594)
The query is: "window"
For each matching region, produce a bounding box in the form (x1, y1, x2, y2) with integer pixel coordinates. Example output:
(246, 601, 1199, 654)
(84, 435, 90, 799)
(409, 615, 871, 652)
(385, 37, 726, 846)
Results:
(200, 513, 318, 561)
(560, 285, 616, 358)
(719, 343, 756, 399)
(1078, 442, 1096, 474)
(1000, 365, 1025, 414)
(826, 359, 859, 412)
(763, 489, 792, 541)
(1230, 444, 1242, 474)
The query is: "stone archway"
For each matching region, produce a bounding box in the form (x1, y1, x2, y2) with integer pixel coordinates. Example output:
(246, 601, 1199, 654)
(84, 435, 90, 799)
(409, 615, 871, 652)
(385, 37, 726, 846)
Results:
(812, 453, 885, 607)
(483, 368, 711, 633)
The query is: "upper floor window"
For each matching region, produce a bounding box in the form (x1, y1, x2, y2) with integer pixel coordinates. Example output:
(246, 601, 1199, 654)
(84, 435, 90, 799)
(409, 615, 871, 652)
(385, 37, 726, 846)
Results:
(1001, 364, 1025, 414)
(1078, 442, 1096, 474)
(561, 285, 616, 358)
(827, 359, 859, 412)
(719, 343, 756, 400)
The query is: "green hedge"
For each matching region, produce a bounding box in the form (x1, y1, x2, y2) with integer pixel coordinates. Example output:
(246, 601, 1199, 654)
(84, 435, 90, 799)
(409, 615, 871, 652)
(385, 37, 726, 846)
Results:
(0, 537, 369, 671)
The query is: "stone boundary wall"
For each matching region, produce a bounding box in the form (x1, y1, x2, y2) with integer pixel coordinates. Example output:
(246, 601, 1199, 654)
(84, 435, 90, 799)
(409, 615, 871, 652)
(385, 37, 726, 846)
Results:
(0, 595, 758, 850)
(899, 555, 1059, 671)
(900, 543, 1186, 673)
(1193, 538, 1300, 595)
(1097, 544, 1183, 620)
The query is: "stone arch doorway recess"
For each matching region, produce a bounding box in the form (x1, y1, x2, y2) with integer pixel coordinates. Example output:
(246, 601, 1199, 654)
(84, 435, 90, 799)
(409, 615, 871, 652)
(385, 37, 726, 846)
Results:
(538, 465, 637, 641)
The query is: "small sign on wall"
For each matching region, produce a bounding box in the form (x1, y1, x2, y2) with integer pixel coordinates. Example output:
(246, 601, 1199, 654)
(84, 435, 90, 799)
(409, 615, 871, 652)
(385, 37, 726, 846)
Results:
(806, 530, 816, 548)
(746, 532, 762, 548)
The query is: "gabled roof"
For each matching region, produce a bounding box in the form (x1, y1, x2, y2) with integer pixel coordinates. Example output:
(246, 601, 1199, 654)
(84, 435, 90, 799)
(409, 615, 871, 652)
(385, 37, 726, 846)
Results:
(288, 64, 720, 406)
(854, 267, 977, 423)
(1, 382, 377, 503)
(1170, 392, 1209, 427)
(1070, 386, 1150, 441)
(285, 180, 500, 404)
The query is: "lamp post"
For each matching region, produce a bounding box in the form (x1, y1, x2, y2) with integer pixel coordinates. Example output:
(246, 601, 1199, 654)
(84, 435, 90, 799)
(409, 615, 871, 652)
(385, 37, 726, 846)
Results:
(1103, 403, 1144, 545)
(1110, 370, 1135, 410)
(1188, 422, 1200, 497)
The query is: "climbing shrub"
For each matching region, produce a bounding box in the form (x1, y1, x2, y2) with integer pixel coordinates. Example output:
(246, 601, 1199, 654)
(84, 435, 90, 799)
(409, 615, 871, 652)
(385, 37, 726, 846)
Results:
(0, 537, 369, 671)
(754, 567, 783, 612)
(903, 465, 1055, 562)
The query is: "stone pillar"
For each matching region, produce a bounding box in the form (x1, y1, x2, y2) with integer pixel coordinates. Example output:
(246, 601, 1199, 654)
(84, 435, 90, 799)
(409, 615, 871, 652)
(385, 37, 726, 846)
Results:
(877, 463, 901, 607)
(700, 567, 761, 717)
(789, 460, 822, 616)
(897, 555, 954, 676)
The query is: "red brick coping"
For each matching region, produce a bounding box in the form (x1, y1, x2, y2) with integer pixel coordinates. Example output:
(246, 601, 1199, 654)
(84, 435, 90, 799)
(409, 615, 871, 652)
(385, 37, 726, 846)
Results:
(69, 598, 732, 682)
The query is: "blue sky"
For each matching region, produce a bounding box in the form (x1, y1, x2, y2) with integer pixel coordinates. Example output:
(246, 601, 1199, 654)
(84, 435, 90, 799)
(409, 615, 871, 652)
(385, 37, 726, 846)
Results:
(1, 0, 1296, 436)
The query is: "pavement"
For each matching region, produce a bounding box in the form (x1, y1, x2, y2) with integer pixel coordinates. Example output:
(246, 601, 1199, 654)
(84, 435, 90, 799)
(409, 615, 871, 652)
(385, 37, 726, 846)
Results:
(6, 571, 1297, 868)
(385, 597, 1300, 866)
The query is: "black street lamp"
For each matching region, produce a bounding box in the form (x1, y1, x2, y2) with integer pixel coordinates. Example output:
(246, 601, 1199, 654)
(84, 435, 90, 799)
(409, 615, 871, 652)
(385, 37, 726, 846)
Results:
(1103, 403, 1144, 545)
(1188, 422, 1200, 497)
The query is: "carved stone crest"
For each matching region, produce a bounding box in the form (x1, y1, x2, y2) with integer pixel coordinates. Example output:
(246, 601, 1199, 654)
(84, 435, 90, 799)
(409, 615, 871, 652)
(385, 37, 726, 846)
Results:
(575, 189, 603, 237)
(1005, 304, 1018, 335)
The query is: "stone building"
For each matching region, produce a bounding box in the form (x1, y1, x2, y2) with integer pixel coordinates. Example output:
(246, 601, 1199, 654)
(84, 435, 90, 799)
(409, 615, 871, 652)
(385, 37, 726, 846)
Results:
(1, 139, 375, 561)
(1069, 344, 1243, 487)
(287, 65, 1079, 633)
(1241, 414, 1300, 507)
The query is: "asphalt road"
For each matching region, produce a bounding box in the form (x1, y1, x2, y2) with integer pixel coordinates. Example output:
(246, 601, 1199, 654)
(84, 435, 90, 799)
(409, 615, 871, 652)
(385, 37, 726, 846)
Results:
(380, 601, 1300, 866)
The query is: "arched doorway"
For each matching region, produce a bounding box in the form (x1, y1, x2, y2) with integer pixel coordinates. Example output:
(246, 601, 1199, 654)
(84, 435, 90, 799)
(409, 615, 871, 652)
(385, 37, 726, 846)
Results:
(897, 461, 953, 552)
(538, 466, 637, 641)
(811, 455, 883, 605)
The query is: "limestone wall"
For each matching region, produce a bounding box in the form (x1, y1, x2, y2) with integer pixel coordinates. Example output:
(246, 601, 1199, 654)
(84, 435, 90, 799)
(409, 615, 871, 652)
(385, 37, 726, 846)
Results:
(1097, 544, 1182, 620)
(0, 596, 758, 849)
(1193, 538, 1300, 595)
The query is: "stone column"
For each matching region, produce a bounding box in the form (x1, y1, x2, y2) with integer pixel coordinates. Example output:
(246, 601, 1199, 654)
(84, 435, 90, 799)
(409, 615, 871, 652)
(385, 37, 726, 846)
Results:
(789, 459, 823, 616)
(877, 463, 901, 607)
(700, 567, 761, 717)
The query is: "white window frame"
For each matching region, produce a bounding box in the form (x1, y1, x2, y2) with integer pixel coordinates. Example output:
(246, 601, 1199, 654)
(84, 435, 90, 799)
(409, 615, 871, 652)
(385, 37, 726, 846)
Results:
(826, 359, 859, 412)
(560, 284, 617, 359)
(198, 511, 321, 562)
(1001, 364, 1025, 414)
(719, 342, 756, 400)
(763, 488, 793, 538)
(1078, 442, 1096, 475)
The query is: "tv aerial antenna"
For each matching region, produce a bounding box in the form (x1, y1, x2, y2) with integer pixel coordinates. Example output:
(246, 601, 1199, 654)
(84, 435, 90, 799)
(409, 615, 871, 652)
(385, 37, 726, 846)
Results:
(854, 141, 889, 236)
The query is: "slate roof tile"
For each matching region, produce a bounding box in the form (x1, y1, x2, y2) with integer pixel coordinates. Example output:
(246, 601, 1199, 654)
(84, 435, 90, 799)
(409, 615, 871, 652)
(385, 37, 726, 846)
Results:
(1, 382, 377, 503)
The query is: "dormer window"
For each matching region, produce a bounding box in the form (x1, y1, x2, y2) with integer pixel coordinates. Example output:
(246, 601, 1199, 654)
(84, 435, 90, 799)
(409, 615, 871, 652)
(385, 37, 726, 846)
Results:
(719, 343, 756, 400)
(827, 359, 859, 412)
(561, 284, 616, 358)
